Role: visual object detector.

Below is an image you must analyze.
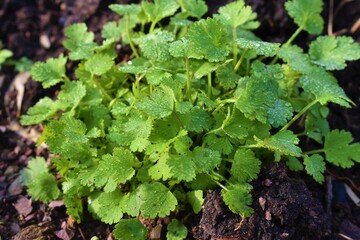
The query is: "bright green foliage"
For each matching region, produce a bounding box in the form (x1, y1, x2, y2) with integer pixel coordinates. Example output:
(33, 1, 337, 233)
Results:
(88, 190, 124, 224)
(309, 36, 360, 70)
(237, 38, 280, 57)
(137, 86, 175, 119)
(113, 219, 148, 240)
(286, 157, 304, 171)
(136, 182, 178, 218)
(85, 53, 114, 75)
(216, 0, 259, 29)
(31, 55, 67, 88)
(20, 0, 360, 238)
(0, 48, 13, 70)
(183, 18, 230, 62)
(81, 148, 138, 192)
(142, 0, 179, 26)
(254, 130, 302, 158)
(222, 184, 253, 217)
(167, 219, 188, 240)
(187, 190, 204, 214)
(231, 149, 261, 182)
(236, 77, 293, 127)
(285, 0, 324, 34)
(324, 130, 360, 168)
(177, 0, 207, 19)
(21, 157, 60, 203)
(63, 23, 97, 60)
(304, 154, 325, 183)
(134, 30, 174, 61)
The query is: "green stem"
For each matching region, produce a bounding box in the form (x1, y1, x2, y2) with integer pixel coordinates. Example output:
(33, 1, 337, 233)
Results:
(126, 15, 139, 58)
(149, 20, 157, 33)
(304, 149, 324, 155)
(232, 27, 238, 66)
(280, 99, 318, 131)
(270, 27, 303, 64)
(234, 50, 247, 72)
(207, 73, 212, 97)
(185, 57, 191, 99)
(91, 74, 112, 101)
(285, 27, 303, 46)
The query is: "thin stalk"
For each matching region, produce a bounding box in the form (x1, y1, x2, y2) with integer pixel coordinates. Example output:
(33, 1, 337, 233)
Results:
(285, 27, 303, 46)
(126, 15, 139, 58)
(185, 57, 191, 99)
(232, 27, 238, 65)
(304, 148, 324, 155)
(207, 73, 212, 97)
(270, 26, 303, 64)
(234, 50, 247, 72)
(149, 20, 157, 33)
(91, 74, 112, 102)
(280, 99, 318, 131)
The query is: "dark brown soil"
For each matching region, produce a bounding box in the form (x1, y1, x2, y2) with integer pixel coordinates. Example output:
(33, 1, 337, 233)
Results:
(1, 0, 360, 239)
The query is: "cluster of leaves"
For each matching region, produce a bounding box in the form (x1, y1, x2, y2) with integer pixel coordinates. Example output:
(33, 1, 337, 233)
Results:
(21, 0, 360, 238)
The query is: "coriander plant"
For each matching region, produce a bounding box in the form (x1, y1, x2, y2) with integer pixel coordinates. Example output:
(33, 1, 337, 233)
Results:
(21, 0, 360, 238)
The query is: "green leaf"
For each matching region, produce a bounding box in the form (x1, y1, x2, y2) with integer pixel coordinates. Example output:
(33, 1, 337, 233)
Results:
(192, 147, 221, 173)
(221, 183, 253, 217)
(304, 154, 325, 183)
(236, 77, 292, 127)
(216, 0, 259, 29)
(136, 182, 178, 218)
(142, 0, 179, 24)
(113, 219, 148, 240)
(278, 45, 352, 107)
(148, 156, 173, 181)
(277, 45, 314, 74)
(21, 157, 60, 203)
(134, 30, 174, 61)
(223, 109, 256, 140)
(0, 49, 13, 66)
(231, 149, 260, 182)
(20, 97, 57, 125)
(146, 67, 173, 85)
(178, 106, 213, 132)
(324, 130, 360, 168)
(254, 130, 302, 158)
(167, 219, 188, 240)
(22, 81, 87, 125)
(237, 38, 280, 57)
(31, 54, 67, 88)
(137, 86, 175, 119)
(216, 65, 240, 90)
(285, 0, 324, 35)
(167, 154, 196, 182)
(63, 23, 97, 60)
(309, 36, 360, 70)
(286, 157, 304, 171)
(177, 0, 207, 19)
(63, 194, 83, 223)
(88, 190, 123, 224)
(205, 134, 234, 155)
(85, 53, 114, 75)
(185, 18, 230, 62)
(300, 72, 352, 107)
(109, 4, 142, 16)
(187, 190, 204, 214)
(81, 148, 138, 192)
(101, 21, 122, 40)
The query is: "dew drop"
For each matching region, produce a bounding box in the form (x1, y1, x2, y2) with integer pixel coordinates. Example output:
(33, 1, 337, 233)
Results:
(273, 73, 284, 79)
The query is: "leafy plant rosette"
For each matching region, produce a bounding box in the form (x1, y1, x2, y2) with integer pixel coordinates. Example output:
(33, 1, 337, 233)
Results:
(21, 0, 360, 238)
